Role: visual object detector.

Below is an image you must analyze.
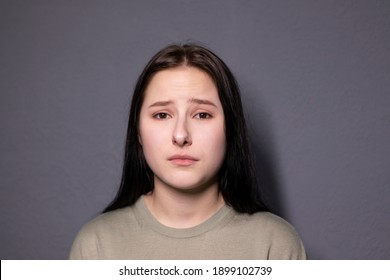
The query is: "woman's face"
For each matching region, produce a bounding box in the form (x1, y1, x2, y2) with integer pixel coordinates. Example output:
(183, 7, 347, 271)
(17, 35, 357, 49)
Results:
(139, 66, 226, 193)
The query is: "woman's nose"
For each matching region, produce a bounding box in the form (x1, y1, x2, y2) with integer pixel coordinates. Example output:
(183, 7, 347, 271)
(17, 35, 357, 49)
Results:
(172, 118, 192, 147)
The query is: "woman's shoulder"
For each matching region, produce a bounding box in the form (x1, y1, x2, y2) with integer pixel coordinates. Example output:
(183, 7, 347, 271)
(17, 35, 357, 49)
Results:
(252, 211, 298, 230)
(225, 212, 306, 259)
(77, 206, 137, 236)
(69, 206, 137, 259)
(236, 211, 301, 238)
(227, 210, 306, 259)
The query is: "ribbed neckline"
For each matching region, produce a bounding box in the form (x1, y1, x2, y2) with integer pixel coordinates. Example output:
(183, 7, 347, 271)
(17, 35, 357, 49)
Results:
(134, 196, 235, 239)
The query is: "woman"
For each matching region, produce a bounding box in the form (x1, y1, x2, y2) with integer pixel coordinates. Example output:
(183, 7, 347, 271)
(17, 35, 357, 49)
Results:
(69, 44, 306, 259)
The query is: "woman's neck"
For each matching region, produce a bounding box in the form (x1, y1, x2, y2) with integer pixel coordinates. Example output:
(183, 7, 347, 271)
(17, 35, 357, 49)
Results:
(144, 180, 225, 229)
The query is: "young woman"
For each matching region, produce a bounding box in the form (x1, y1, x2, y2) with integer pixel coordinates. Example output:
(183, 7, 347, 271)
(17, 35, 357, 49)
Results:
(69, 44, 306, 259)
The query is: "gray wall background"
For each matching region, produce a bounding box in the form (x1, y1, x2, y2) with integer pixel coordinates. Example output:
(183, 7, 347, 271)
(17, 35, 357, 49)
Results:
(1, 0, 389, 259)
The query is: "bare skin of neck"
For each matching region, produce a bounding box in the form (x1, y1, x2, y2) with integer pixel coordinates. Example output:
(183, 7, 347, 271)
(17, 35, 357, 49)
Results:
(144, 178, 225, 229)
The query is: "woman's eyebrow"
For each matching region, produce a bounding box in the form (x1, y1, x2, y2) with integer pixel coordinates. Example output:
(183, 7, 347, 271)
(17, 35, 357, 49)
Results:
(148, 100, 173, 108)
(148, 99, 217, 108)
(189, 98, 217, 107)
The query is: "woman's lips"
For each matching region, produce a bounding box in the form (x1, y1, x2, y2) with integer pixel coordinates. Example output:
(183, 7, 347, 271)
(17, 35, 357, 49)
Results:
(168, 155, 199, 166)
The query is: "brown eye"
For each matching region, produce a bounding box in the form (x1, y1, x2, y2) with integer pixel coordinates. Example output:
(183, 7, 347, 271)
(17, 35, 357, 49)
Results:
(195, 113, 211, 119)
(154, 113, 170, 119)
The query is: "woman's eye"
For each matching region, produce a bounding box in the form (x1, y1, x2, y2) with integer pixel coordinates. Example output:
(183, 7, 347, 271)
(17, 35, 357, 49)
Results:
(195, 112, 211, 119)
(153, 113, 170, 119)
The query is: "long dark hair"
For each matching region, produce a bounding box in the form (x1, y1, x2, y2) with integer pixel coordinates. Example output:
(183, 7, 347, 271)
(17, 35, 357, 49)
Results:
(104, 43, 268, 214)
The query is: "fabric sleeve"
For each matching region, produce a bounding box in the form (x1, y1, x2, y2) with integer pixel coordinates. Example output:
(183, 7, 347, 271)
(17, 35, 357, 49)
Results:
(265, 214, 307, 260)
(69, 224, 100, 260)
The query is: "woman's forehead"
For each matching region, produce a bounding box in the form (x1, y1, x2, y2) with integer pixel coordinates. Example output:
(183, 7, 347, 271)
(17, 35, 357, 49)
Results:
(143, 67, 220, 104)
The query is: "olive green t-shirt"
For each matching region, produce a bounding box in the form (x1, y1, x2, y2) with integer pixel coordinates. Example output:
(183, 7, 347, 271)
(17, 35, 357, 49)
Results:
(69, 196, 306, 259)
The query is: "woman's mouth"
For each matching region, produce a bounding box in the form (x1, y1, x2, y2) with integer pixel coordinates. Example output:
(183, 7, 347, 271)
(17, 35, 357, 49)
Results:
(168, 155, 199, 166)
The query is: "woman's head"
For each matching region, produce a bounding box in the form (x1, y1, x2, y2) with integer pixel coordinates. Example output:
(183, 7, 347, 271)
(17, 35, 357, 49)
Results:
(104, 44, 268, 213)
(138, 66, 226, 194)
